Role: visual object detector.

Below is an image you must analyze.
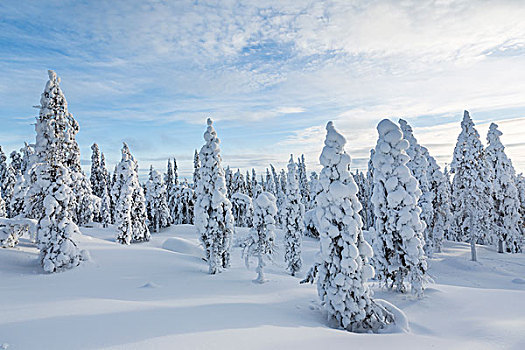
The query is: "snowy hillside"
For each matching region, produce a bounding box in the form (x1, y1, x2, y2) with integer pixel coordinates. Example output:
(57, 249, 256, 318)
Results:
(1, 225, 524, 350)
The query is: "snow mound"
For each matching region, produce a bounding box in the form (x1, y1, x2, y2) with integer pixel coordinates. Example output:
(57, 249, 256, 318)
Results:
(375, 299, 410, 334)
(162, 237, 203, 258)
(139, 282, 160, 289)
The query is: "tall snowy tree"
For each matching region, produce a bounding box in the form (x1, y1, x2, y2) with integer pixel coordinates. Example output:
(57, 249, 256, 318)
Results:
(145, 168, 171, 233)
(112, 143, 150, 244)
(297, 154, 311, 209)
(450, 111, 494, 261)
(1, 164, 16, 218)
(486, 123, 521, 253)
(165, 158, 174, 203)
(399, 119, 434, 256)
(90, 143, 105, 198)
(371, 119, 428, 296)
(195, 118, 234, 274)
(243, 188, 277, 283)
(24, 70, 88, 272)
(426, 155, 452, 253)
(193, 149, 200, 189)
(303, 121, 394, 332)
(283, 155, 304, 276)
(365, 149, 375, 230)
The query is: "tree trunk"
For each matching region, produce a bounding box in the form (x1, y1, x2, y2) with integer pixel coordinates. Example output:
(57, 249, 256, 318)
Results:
(470, 234, 477, 262)
(498, 239, 504, 254)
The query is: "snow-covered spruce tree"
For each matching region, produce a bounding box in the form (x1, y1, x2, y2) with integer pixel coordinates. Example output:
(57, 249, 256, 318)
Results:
(90, 143, 105, 198)
(145, 168, 171, 233)
(443, 166, 456, 241)
(100, 184, 111, 228)
(365, 149, 376, 230)
(283, 155, 304, 276)
(450, 111, 494, 261)
(516, 174, 525, 250)
(399, 119, 435, 256)
(232, 169, 246, 195)
(353, 170, 369, 229)
(304, 121, 394, 332)
(251, 168, 258, 193)
(486, 123, 521, 253)
(245, 170, 252, 197)
(195, 118, 234, 274)
(297, 154, 311, 209)
(2, 165, 16, 218)
(36, 70, 93, 226)
(10, 149, 23, 175)
(231, 192, 253, 227)
(371, 119, 428, 296)
(170, 180, 196, 225)
(224, 166, 233, 199)
(165, 159, 174, 204)
(426, 155, 452, 253)
(193, 149, 200, 189)
(112, 143, 150, 244)
(0, 190, 6, 218)
(243, 188, 277, 283)
(23, 70, 88, 272)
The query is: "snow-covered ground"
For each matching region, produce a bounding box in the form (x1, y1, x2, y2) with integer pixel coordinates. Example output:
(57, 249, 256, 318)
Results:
(1, 225, 524, 349)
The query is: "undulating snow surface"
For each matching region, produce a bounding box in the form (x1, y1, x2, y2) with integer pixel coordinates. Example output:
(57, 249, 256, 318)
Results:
(1, 224, 524, 349)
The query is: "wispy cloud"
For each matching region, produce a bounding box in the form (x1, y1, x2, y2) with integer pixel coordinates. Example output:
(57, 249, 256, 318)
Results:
(1, 0, 525, 177)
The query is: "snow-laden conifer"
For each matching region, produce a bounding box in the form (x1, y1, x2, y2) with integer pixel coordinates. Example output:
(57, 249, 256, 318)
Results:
(426, 155, 452, 253)
(450, 111, 494, 261)
(365, 149, 375, 230)
(486, 123, 521, 253)
(231, 192, 253, 227)
(305, 121, 394, 332)
(112, 143, 150, 244)
(243, 188, 277, 283)
(0, 190, 6, 218)
(193, 150, 200, 188)
(145, 168, 171, 233)
(165, 159, 174, 204)
(371, 119, 428, 296)
(297, 155, 311, 209)
(399, 119, 435, 255)
(90, 143, 105, 198)
(194, 118, 234, 274)
(24, 70, 87, 272)
(283, 155, 304, 276)
(170, 181, 195, 225)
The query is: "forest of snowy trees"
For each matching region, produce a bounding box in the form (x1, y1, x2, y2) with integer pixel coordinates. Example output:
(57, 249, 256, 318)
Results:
(2, 71, 525, 332)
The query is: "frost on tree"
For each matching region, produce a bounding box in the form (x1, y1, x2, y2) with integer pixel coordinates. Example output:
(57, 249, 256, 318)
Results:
(145, 169, 171, 232)
(486, 123, 521, 253)
(194, 118, 234, 274)
(112, 143, 150, 244)
(24, 70, 88, 273)
(371, 119, 428, 296)
(304, 121, 394, 332)
(450, 111, 494, 261)
(283, 155, 304, 276)
(231, 192, 253, 227)
(243, 189, 277, 283)
(399, 119, 435, 256)
(426, 155, 452, 253)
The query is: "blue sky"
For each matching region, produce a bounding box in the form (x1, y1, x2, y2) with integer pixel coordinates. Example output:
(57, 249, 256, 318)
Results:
(2, 0, 525, 179)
